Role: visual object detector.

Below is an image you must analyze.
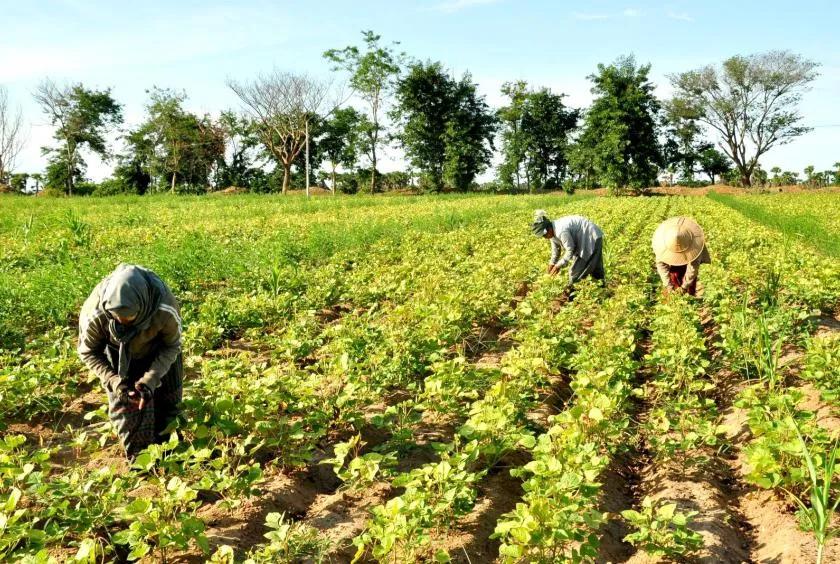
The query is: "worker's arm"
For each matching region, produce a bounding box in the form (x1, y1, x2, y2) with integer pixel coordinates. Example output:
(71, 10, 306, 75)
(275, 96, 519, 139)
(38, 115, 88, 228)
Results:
(681, 258, 701, 290)
(655, 261, 673, 288)
(137, 307, 182, 391)
(556, 228, 576, 267)
(78, 311, 120, 391)
(549, 239, 561, 267)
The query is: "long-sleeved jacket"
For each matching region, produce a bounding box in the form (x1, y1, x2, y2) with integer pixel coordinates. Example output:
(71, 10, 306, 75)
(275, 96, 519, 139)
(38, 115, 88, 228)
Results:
(656, 246, 712, 289)
(78, 279, 182, 391)
(549, 215, 604, 267)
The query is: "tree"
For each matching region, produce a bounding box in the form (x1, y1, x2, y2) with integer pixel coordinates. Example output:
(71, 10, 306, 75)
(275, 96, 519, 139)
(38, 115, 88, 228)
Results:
(577, 55, 662, 194)
(229, 70, 330, 194)
(803, 165, 820, 187)
(697, 147, 731, 184)
(442, 74, 497, 191)
(9, 172, 28, 193)
(496, 81, 529, 191)
(318, 107, 362, 193)
(324, 31, 404, 194)
(145, 88, 224, 193)
(33, 79, 122, 195)
(662, 99, 712, 180)
(770, 166, 782, 187)
(214, 111, 265, 191)
(392, 61, 495, 192)
(833, 162, 840, 186)
(0, 86, 24, 188)
(115, 125, 155, 194)
(520, 88, 579, 190)
(669, 51, 819, 187)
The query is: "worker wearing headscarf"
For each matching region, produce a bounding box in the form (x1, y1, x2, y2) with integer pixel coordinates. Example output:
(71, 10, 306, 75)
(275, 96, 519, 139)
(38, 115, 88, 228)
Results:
(78, 264, 183, 459)
(532, 210, 605, 285)
(652, 217, 712, 296)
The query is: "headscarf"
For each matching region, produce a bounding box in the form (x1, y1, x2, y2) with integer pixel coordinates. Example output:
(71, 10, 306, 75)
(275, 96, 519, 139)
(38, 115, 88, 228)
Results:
(99, 264, 165, 380)
(531, 209, 552, 237)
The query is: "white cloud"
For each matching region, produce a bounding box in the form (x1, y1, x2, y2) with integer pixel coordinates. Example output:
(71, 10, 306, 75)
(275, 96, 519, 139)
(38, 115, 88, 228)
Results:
(623, 8, 640, 17)
(573, 12, 611, 21)
(432, 0, 501, 14)
(667, 10, 693, 21)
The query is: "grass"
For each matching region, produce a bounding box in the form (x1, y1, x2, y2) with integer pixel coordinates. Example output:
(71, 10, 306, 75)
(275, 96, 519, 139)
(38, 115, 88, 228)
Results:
(708, 191, 840, 258)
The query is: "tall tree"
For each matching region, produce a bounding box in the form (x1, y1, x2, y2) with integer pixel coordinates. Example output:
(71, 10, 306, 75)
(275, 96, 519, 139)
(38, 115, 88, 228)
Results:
(697, 147, 731, 184)
(662, 99, 712, 179)
(577, 55, 662, 194)
(228, 70, 330, 194)
(114, 126, 154, 194)
(34, 79, 122, 195)
(392, 61, 495, 192)
(442, 74, 497, 191)
(324, 31, 404, 194)
(669, 51, 819, 187)
(318, 107, 362, 193)
(0, 86, 25, 188)
(496, 81, 529, 191)
(520, 88, 579, 191)
(214, 111, 265, 190)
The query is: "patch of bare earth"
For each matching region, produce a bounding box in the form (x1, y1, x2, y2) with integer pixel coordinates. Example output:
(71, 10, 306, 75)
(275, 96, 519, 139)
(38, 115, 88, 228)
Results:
(719, 374, 840, 563)
(625, 455, 752, 564)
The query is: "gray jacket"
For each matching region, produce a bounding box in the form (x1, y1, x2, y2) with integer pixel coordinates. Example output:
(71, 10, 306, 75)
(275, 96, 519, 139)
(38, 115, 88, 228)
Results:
(78, 278, 182, 391)
(549, 215, 604, 267)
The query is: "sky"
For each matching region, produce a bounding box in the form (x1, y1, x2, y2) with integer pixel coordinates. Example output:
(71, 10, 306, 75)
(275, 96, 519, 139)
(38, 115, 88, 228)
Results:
(2, 0, 839, 182)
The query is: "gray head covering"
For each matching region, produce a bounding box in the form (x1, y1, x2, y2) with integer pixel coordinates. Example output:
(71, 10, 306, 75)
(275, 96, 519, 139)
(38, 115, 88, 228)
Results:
(531, 209, 552, 237)
(99, 264, 165, 380)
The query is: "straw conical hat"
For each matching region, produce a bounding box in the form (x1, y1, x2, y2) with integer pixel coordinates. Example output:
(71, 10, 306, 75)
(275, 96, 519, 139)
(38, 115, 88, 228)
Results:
(652, 216, 706, 266)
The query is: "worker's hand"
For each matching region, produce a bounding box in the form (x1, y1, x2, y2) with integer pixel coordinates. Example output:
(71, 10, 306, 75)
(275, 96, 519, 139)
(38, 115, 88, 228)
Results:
(134, 383, 153, 410)
(109, 376, 132, 404)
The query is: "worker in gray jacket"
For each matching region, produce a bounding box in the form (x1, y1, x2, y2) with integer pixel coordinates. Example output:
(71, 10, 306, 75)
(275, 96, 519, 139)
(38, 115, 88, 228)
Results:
(532, 210, 605, 285)
(78, 263, 183, 459)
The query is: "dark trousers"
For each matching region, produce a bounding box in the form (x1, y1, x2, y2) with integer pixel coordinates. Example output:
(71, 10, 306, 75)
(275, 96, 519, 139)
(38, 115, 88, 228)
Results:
(104, 346, 183, 458)
(569, 238, 606, 285)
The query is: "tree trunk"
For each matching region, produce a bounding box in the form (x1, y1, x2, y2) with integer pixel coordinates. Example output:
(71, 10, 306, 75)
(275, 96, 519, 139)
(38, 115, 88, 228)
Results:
(171, 171, 177, 194)
(331, 163, 337, 195)
(66, 146, 74, 196)
(282, 163, 291, 195)
(740, 168, 752, 187)
(305, 120, 310, 198)
(370, 148, 377, 195)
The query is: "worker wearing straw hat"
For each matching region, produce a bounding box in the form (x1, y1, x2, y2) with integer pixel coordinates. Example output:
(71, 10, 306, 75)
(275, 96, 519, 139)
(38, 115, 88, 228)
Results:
(532, 210, 605, 286)
(652, 217, 711, 296)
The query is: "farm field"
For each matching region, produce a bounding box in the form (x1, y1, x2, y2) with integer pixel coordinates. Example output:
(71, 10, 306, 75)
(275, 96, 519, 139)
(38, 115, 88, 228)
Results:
(0, 192, 839, 563)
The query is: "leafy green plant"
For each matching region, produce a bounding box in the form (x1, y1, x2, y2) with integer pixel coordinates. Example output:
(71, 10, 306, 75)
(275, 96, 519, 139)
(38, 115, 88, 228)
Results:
(242, 512, 331, 564)
(783, 417, 839, 564)
(621, 496, 704, 558)
(322, 434, 397, 490)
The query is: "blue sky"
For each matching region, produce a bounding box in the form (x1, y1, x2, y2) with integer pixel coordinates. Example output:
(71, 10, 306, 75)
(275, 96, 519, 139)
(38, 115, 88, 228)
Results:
(3, 0, 839, 180)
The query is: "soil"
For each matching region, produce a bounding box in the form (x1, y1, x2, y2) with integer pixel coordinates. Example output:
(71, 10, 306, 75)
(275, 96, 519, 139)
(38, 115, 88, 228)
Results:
(625, 456, 752, 564)
(720, 386, 840, 563)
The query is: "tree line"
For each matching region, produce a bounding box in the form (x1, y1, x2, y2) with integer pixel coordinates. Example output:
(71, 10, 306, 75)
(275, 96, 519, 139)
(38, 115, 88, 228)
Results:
(0, 32, 829, 196)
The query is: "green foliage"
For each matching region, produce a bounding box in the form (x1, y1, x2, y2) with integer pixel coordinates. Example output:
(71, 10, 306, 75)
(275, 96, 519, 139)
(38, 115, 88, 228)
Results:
(576, 55, 662, 194)
(669, 50, 819, 186)
(621, 496, 704, 558)
(324, 30, 405, 193)
(35, 81, 123, 195)
(318, 107, 363, 191)
(393, 61, 496, 192)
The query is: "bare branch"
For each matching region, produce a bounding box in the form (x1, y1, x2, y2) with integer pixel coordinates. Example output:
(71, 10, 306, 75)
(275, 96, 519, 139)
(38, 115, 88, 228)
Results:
(0, 86, 25, 182)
